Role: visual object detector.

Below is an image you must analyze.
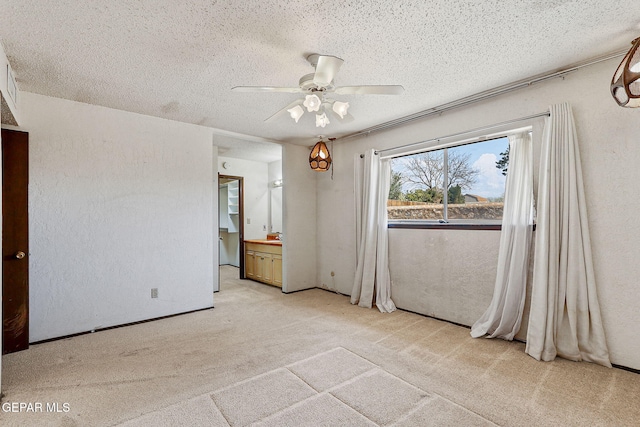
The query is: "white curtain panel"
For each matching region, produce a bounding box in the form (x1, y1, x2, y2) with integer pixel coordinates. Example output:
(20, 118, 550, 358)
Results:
(470, 132, 534, 340)
(525, 103, 611, 367)
(351, 149, 396, 313)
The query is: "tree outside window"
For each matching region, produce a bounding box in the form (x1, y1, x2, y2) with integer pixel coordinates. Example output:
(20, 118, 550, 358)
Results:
(388, 137, 509, 223)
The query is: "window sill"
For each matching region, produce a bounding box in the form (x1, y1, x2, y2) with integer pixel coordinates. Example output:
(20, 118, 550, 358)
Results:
(388, 221, 536, 231)
(389, 221, 502, 231)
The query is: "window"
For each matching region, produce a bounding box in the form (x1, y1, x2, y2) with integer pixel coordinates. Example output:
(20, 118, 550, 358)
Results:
(388, 137, 510, 228)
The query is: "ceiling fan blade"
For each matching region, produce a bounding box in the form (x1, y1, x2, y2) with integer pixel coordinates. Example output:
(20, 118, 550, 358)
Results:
(232, 86, 304, 93)
(334, 85, 404, 95)
(312, 55, 344, 88)
(264, 99, 304, 123)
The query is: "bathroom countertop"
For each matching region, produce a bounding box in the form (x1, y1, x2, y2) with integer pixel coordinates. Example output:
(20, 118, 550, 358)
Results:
(244, 239, 283, 246)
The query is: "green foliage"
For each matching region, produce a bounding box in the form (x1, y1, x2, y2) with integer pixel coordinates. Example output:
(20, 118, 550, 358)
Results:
(496, 145, 509, 177)
(447, 185, 465, 204)
(405, 188, 443, 203)
(388, 171, 404, 200)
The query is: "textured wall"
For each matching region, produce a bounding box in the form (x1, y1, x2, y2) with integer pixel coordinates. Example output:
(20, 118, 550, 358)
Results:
(389, 229, 501, 326)
(316, 58, 640, 370)
(22, 93, 216, 341)
(282, 144, 317, 293)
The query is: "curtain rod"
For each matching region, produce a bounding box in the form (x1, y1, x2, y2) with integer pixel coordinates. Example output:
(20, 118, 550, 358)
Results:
(346, 48, 626, 142)
(359, 110, 549, 158)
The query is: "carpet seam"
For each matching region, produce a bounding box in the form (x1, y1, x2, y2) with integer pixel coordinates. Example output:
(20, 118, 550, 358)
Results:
(208, 394, 233, 427)
(385, 395, 438, 427)
(249, 392, 380, 427)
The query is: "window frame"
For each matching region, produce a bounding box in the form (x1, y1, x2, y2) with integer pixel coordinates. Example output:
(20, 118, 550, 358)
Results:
(386, 134, 515, 230)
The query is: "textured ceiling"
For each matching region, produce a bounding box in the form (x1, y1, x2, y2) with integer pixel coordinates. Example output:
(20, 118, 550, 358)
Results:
(2, 1, 640, 159)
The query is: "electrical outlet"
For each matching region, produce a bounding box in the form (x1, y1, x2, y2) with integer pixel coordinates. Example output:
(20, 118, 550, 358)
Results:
(151, 288, 158, 298)
(263, 224, 267, 231)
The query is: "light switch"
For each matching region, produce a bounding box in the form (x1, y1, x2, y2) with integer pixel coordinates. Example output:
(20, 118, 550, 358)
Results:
(247, 218, 251, 224)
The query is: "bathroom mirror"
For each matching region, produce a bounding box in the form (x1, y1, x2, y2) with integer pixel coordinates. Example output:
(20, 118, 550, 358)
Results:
(269, 185, 283, 233)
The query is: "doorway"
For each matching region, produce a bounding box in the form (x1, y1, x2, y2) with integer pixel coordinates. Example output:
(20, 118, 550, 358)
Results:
(2, 128, 30, 354)
(218, 175, 244, 288)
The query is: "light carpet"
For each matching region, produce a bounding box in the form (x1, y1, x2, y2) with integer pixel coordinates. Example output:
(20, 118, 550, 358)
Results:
(121, 347, 492, 426)
(0, 266, 638, 426)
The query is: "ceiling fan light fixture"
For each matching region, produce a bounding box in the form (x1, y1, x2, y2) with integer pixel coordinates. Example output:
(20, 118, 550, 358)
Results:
(332, 100, 350, 118)
(232, 54, 403, 127)
(309, 141, 332, 172)
(303, 94, 322, 112)
(611, 37, 640, 107)
(316, 112, 330, 128)
(287, 105, 304, 122)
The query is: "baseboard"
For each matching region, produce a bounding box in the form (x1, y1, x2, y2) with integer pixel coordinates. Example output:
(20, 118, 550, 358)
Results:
(313, 287, 640, 375)
(613, 363, 640, 375)
(30, 287, 640, 375)
(30, 306, 214, 346)
(282, 287, 314, 294)
(315, 286, 350, 297)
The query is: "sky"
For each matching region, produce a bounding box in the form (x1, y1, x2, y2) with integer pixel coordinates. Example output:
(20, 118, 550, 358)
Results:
(392, 136, 509, 199)
(455, 136, 509, 199)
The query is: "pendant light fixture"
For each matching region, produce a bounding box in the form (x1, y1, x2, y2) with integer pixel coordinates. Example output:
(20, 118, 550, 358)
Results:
(309, 138, 333, 172)
(611, 37, 640, 107)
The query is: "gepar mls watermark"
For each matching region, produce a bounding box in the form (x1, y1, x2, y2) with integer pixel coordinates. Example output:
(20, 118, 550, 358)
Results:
(2, 402, 70, 413)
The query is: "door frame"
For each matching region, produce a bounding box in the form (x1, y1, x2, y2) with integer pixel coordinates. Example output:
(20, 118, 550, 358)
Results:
(218, 174, 245, 281)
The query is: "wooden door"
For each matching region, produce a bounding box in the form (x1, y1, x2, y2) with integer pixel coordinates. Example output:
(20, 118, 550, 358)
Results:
(2, 129, 29, 354)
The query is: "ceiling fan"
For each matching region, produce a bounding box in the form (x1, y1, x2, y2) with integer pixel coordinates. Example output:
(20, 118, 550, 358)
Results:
(232, 54, 404, 127)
